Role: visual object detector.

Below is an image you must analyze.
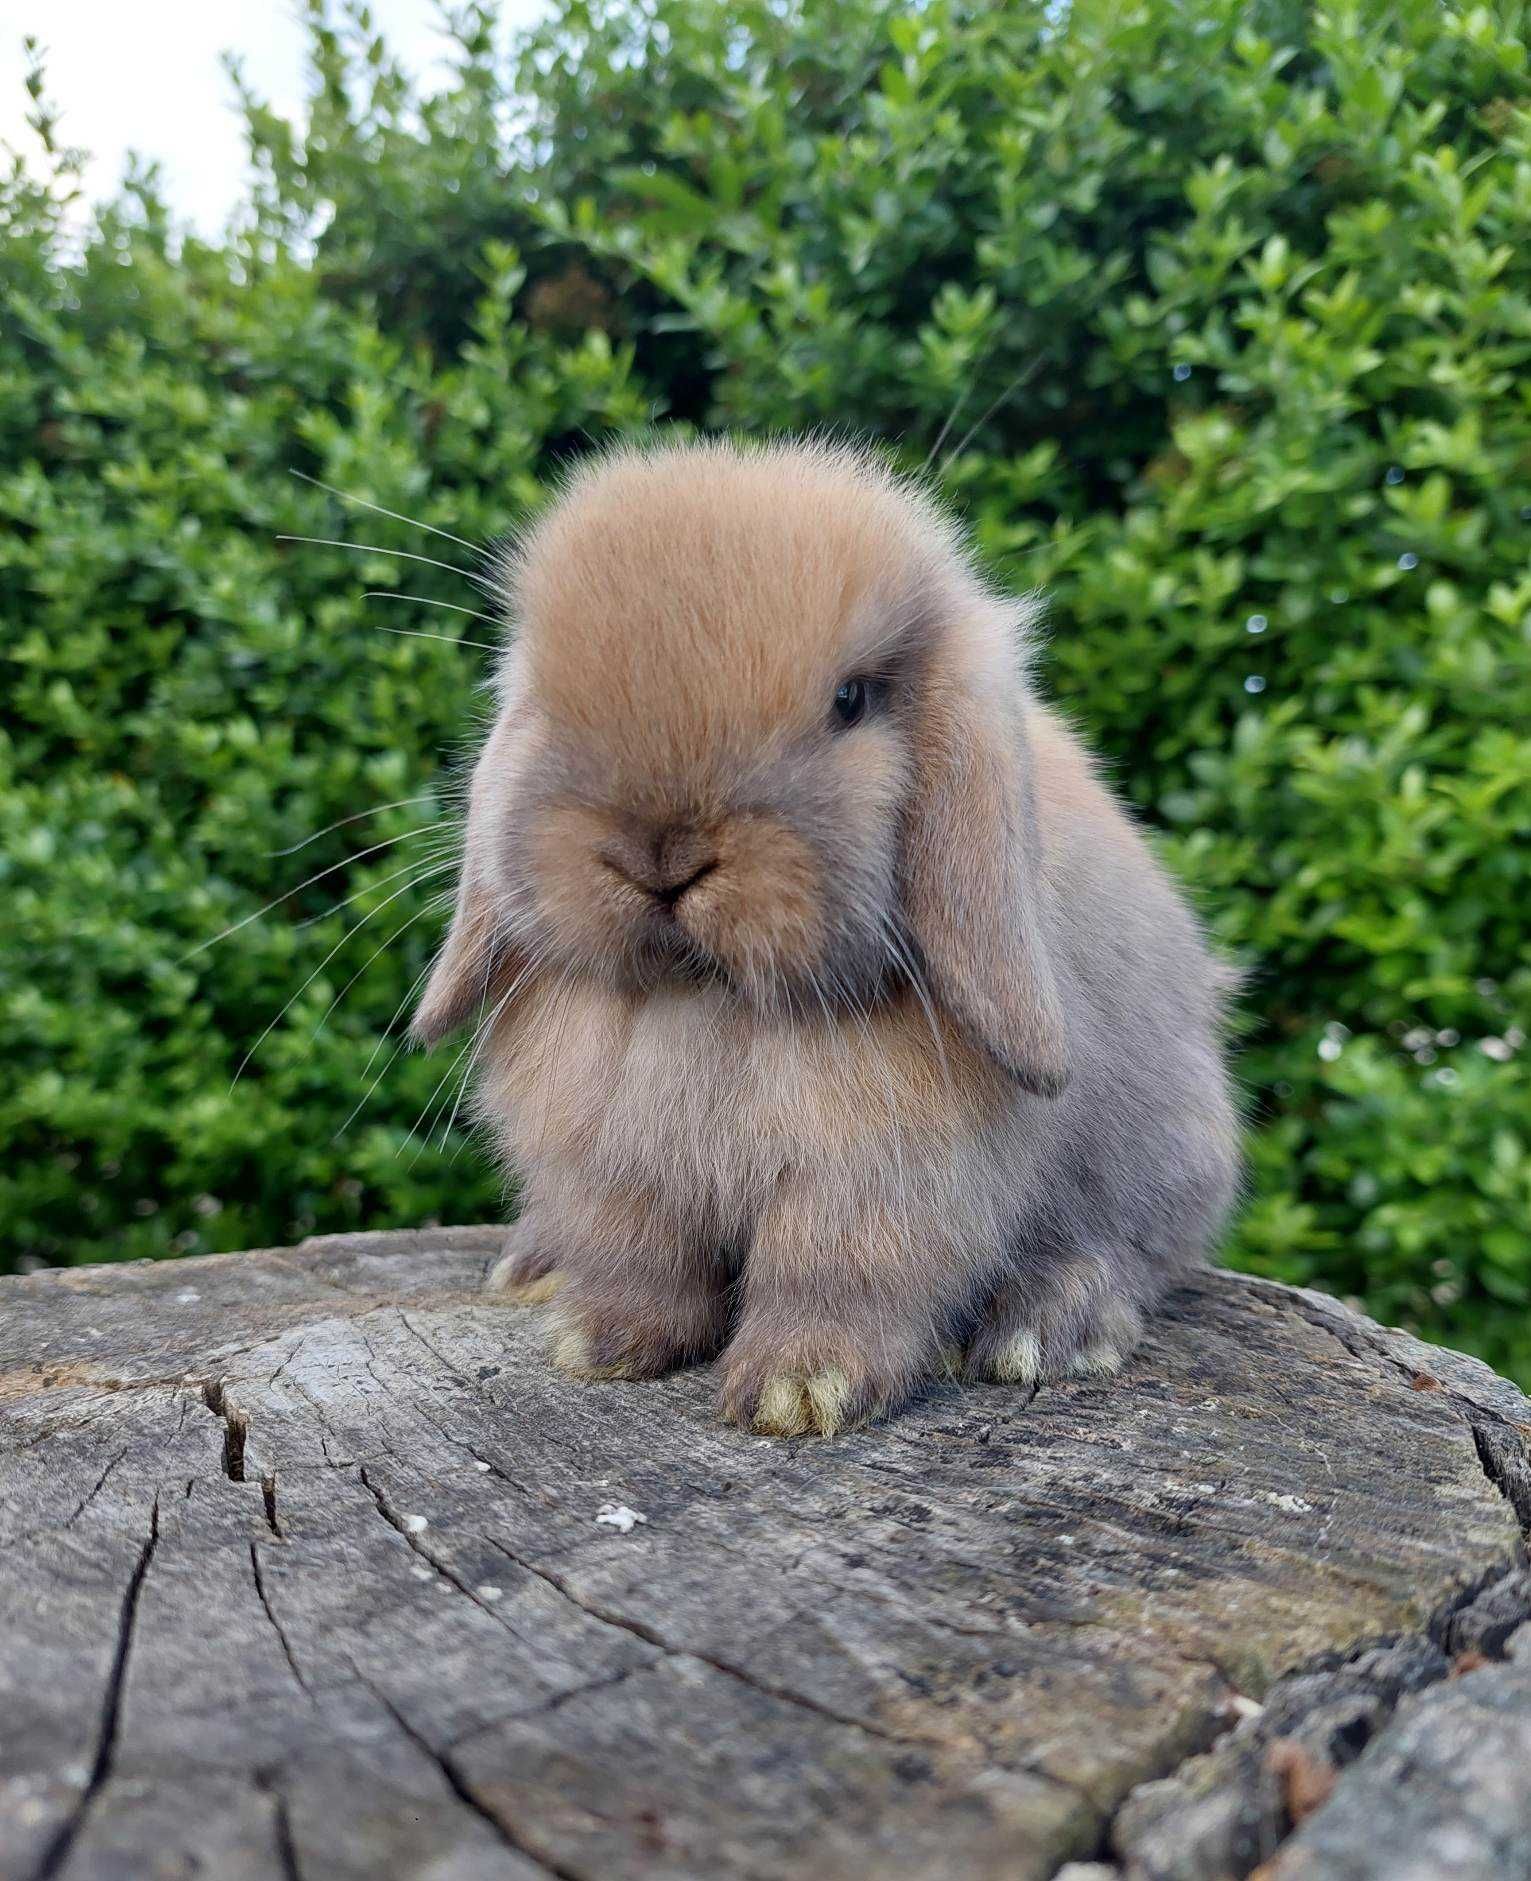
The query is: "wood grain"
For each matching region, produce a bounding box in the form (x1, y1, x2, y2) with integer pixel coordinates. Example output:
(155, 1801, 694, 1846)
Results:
(2, 1229, 1527, 1880)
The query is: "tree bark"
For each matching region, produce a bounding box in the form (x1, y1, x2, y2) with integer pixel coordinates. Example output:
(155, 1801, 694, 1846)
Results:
(2, 1227, 1528, 1881)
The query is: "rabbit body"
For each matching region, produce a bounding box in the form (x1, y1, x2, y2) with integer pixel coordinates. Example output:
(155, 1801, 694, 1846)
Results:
(416, 439, 1238, 1434)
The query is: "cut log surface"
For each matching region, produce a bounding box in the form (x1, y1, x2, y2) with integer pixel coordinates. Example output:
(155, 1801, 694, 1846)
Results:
(2, 1229, 1529, 1881)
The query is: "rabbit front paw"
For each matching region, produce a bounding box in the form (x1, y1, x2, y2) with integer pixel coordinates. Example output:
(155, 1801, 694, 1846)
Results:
(964, 1260, 1146, 1385)
(484, 1215, 564, 1303)
(546, 1282, 727, 1383)
(719, 1332, 910, 1437)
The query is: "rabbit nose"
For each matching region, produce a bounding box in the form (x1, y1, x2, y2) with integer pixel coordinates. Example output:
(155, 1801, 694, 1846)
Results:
(603, 823, 717, 907)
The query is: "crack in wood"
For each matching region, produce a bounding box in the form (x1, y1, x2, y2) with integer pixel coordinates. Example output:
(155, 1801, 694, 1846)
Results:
(201, 1377, 283, 1538)
(252, 1768, 304, 1881)
(30, 1496, 160, 1881)
(9, 1447, 130, 1551)
(354, 1461, 550, 1647)
(1470, 1421, 1531, 1531)
(1266, 1286, 1531, 1506)
(202, 1377, 248, 1482)
(480, 1532, 948, 1750)
(1089, 1551, 1531, 1880)
(365, 1681, 584, 1881)
(442, 1662, 652, 1752)
(249, 1543, 311, 1697)
(1080, 1494, 1531, 1877)
(357, 1452, 949, 1754)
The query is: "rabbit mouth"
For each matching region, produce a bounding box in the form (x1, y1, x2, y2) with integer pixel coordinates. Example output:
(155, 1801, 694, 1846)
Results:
(626, 922, 729, 992)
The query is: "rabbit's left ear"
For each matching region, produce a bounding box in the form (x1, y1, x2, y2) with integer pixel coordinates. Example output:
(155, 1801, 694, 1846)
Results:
(900, 647, 1070, 1098)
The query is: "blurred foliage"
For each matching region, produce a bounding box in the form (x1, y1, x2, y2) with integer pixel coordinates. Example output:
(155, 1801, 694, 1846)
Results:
(2, 0, 1529, 1380)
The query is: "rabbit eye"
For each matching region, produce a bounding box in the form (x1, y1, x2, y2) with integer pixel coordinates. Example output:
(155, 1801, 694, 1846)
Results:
(832, 676, 884, 730)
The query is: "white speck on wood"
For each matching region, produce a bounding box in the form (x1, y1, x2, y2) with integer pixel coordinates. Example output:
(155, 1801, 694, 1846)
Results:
(595, 1503, 647, 1533)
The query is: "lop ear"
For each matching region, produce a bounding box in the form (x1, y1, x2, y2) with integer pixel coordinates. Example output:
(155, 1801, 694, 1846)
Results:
(410, 863, 520, 1046)
(901, 652, 1070, 1098)
(413, 653, 532, 1047)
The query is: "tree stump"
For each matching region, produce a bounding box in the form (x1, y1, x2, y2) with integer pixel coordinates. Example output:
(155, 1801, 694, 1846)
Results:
(3, 1228, 1529, 1881)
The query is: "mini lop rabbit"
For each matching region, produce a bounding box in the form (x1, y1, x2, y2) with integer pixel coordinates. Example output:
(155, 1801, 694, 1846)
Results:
(413, 438, 1238, 1435)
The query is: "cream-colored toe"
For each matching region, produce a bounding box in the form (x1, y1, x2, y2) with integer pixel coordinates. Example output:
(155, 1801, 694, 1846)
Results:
(549, 1319, 593, 1376)
(754, 1375, 812, 1436)
(752, 1368, 856, 1437)
(990, 1329, 1044, 1385)
(1065, 1340, 1125, 1378)
(496, 1269, 564, 1305)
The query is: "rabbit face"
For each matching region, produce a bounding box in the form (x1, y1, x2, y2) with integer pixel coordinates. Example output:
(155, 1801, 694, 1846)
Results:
(476, 445, 959, 1014)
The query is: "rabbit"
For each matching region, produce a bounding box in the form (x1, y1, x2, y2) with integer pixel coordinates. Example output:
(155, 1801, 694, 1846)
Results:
(411, 436, 1240, 1436)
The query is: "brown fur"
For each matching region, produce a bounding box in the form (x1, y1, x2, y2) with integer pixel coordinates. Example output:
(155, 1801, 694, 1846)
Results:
(416, 437, 1240, 1435)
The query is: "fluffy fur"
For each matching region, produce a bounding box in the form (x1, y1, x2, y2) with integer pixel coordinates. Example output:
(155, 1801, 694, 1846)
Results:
(414, 437, 1239, 1435)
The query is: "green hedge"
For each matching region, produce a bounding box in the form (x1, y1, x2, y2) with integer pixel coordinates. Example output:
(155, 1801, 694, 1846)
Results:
(3, 0, 1529, 1380)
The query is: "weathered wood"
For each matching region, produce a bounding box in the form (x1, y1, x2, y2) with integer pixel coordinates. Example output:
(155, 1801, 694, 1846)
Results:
(1, 1228, 1527, 1881)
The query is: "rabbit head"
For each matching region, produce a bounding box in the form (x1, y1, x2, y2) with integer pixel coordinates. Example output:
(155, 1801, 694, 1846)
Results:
(413, 437, 1069, 1097)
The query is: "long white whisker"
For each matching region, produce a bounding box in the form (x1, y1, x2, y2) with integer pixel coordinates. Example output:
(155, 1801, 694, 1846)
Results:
(374, 624, 501, 653)
(268, 795, 438, 858)
(275, 533, 490, 588)
(184, 827, 441, 959)
(293, 844, 460, 930)
(436, 965, 524, 1151)
(403, 924, 546, 1161)
(305, 884, 457, 1050)
(332, 952, 444, 1145)
(939, 360, 1041, 477)
(231, 860, 456, 1089)
(289, 469, 485, 553)
(363, 591, 504, 631)
(404, 969, 515, 1161)
(437, 913, 509, 1152)
(924, 378, 973, 472)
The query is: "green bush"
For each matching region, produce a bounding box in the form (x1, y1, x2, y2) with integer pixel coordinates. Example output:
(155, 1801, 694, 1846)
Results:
(3, 0, 1529, 1380)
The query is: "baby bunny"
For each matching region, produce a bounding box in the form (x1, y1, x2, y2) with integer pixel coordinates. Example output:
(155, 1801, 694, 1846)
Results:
(413, 437, 1239, 1436)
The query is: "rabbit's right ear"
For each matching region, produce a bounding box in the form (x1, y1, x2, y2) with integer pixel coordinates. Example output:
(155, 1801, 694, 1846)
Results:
(410, 862, 519, 1046)
(413, 650, 537, 1053)
(412, 663, 530, 1046)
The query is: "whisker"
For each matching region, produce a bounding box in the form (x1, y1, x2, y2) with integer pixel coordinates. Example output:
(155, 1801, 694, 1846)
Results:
(434, 914, 508, 1152)
(374, 624, 501, 653)
(289, 469, 485, 554)
(275, 533, 490, 588)
(305, 885, 457, 1051)
(267, 795, 439, 858)
(331, 952, 444, 1145)
(363, 591, 504, 631)
(230, 860, 456, 1090)
(404, 979, 508, 1161)
(403, 922, 547, 1161)
(293, 845, 459, 931)
(924, 378, 973, 473)
(436, 968, 520, 1151)
(183, 827, 442, 959)
(939, 359, 1042, 477)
